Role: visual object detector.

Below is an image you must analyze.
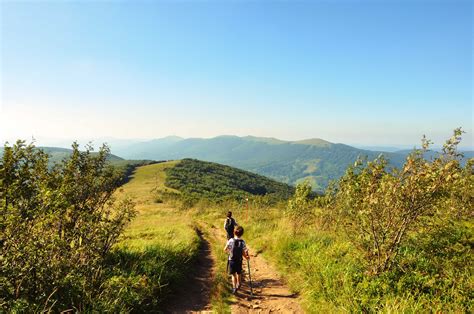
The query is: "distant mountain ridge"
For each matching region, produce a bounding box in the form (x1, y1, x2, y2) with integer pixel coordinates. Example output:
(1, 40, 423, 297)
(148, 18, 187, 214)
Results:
(0, 146, 124, 164)
(111, 135, 410, 191)
(3, 137, 471, 192)
(112, 135, 473, 191)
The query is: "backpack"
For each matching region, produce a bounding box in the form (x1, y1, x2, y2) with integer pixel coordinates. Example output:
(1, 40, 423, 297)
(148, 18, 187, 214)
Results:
(225, 218, 235, 235)
(231, 239, 244, 261)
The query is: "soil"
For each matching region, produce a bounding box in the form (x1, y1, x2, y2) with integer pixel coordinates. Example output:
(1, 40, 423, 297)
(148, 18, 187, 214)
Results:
(229, 245, 303, 313)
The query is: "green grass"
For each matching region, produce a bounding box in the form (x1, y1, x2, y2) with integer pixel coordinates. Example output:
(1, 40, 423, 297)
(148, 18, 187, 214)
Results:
(109, 159, 472, 312)
(196, 218, 232, 313)
(237, 205, 473, 313)
(105, 162, 200, 311)
(191, 202, 245, 313)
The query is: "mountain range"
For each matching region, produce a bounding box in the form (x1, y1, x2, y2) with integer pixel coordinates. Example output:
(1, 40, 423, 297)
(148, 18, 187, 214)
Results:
(2, 136, 472, 192)
(110, 135, 474, 191)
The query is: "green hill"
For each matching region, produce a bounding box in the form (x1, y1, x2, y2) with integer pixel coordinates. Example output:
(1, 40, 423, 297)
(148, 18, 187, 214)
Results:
(164, 158, 294, 200)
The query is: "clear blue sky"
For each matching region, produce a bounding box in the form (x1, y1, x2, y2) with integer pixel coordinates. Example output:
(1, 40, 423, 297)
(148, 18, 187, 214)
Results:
(1, 0, 472, 148)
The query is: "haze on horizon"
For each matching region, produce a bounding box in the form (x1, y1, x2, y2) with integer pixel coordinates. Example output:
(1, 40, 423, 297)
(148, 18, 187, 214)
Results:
(1, 0, 472, 149)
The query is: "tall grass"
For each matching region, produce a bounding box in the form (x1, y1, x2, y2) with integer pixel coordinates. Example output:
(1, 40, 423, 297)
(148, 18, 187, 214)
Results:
(237, 204, 473, 312)
(192, 204, 233, 313)
(102, 162, 201, 311)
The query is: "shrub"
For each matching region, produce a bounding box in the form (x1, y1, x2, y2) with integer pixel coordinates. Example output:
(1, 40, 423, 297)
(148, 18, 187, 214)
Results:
(286, 181, 315, 234)
(0, 141, 135, 311)
(324, 128, 473, 275)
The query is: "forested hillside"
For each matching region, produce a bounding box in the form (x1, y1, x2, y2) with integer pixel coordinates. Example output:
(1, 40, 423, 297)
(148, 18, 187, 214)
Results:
(165, 158, 294, 201)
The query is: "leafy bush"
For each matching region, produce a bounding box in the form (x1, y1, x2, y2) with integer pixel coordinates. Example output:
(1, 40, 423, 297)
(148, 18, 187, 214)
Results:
(0, 141, 135, 311)
(286, 181, 315, 234)
(241, 130, 473, 312)
(324, 128, 473, 275)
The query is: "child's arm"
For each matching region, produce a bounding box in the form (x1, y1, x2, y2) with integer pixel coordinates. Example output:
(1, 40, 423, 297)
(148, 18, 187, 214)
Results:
(243, 242, 250, 259)
(223, 239, 231, 253)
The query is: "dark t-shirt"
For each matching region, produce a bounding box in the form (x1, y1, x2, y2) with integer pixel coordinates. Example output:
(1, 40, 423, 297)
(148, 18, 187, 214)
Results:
(224, 217, 237, 237)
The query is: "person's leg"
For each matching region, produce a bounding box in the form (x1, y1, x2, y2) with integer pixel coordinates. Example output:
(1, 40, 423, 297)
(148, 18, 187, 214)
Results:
(231, 273, 238, 293)
(235, 260, 243, 289)
(236, 272, 241, 289)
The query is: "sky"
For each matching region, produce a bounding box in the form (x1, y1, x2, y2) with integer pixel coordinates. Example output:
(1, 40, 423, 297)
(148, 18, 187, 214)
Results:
(0, 0, 472, 149)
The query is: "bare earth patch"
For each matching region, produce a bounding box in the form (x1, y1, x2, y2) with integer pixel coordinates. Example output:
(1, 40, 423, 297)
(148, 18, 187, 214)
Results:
(230, 244, 303, 313)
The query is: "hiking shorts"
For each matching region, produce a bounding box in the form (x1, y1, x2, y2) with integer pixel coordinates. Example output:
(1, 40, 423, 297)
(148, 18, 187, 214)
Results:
(229, 260, 243, 274)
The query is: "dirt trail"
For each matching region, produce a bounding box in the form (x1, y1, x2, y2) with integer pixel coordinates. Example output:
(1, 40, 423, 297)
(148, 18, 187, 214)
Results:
(209, 225, 304, 314)
(165, 229, 215, 314)
(229, 247, 303, 313)
(166, 224, 303, 313)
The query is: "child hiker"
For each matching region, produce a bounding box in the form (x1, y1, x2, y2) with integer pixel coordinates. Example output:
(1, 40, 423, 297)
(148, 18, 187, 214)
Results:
(224, 211, 238, 240)
(224, 226, 250, 294)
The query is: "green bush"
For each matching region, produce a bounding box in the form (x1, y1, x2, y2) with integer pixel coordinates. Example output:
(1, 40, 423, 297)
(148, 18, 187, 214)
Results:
(286, 181, 315, 234)
(0, 141, 135, 311)
(324, 128, 473, 275)
(242, 130, 473, 312)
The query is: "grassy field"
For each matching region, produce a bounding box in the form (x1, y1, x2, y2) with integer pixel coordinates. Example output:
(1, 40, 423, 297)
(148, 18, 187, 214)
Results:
(232, 204, 473, 313)
(115, 161, 195, 251)
(107, 161, 201, 311)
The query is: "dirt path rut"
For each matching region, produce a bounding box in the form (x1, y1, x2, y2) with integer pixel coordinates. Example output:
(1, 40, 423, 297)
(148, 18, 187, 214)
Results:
(165, 229, 215, 313)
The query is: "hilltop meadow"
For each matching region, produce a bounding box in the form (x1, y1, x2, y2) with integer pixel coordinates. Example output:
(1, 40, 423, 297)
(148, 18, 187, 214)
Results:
(1, 129, 472, 312)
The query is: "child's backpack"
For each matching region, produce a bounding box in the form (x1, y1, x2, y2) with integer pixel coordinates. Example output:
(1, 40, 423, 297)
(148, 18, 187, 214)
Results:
(225, 218, 235, 235)
(231, 239, 244, 261)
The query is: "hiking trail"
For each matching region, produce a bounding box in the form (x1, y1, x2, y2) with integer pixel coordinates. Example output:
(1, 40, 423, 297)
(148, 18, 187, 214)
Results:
(209, 225, 303, 313)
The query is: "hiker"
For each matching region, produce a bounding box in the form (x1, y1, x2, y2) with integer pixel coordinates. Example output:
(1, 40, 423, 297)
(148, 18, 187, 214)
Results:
(224, 211, 238, 240)
(224, 226, 250, 294)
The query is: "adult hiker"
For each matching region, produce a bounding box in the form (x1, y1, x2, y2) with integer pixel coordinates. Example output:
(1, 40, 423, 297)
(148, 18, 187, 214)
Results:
(224, 211, 238, 240)
(224, 226, 250, 294)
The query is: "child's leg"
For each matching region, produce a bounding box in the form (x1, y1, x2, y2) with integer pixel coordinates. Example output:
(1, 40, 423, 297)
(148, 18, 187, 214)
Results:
(236, 272, 243, 288)
(235, 273, 239, 288)
(231, 273, 237, 288)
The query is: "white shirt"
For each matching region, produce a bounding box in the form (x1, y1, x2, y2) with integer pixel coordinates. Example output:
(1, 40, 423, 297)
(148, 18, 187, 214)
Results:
(225, 237, 248, 261)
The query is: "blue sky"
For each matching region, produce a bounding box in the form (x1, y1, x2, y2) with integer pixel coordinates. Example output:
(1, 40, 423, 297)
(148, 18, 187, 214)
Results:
(1, 0, 472, 148)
